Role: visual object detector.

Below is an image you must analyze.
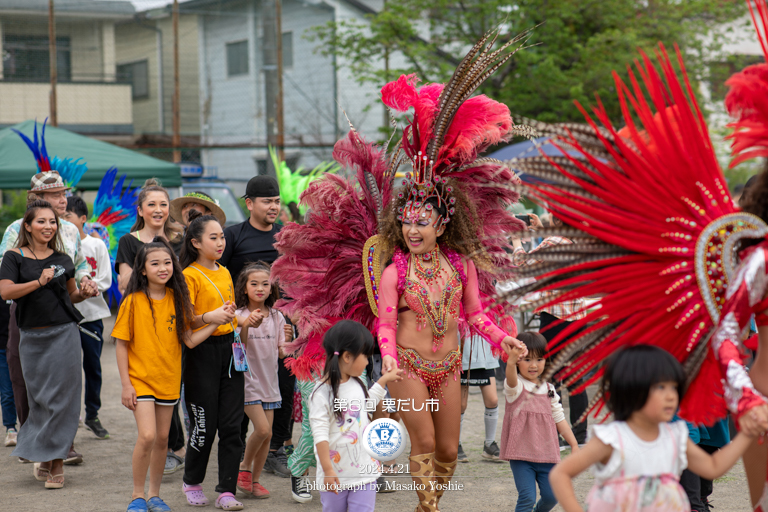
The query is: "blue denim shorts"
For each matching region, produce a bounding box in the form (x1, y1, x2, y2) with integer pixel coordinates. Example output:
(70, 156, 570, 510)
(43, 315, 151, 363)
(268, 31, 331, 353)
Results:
(244, 400, 282, 410)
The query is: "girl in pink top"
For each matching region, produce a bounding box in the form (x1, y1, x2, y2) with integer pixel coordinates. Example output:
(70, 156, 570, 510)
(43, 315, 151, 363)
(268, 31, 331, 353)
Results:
(233, 262, 291, 499)
(500, 332, 579, 512)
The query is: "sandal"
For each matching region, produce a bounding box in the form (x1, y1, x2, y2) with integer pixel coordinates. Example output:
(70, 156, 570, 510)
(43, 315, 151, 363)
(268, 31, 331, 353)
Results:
(127, 498, 148, 512)
(215, 492, 243, 510)
(45, 473, 64, 489)
(146, 496, 171, 512)
(183, 482, 209, 507)
(33, 462, 50, 482)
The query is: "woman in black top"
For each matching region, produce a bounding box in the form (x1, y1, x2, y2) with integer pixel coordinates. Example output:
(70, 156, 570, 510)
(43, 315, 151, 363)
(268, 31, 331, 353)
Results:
(0, 200, 96, 489)
(115, 179, 182, 294)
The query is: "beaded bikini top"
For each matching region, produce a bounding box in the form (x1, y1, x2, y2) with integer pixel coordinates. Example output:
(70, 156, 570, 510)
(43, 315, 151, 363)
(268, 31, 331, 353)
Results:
(399, 246, 464, 352)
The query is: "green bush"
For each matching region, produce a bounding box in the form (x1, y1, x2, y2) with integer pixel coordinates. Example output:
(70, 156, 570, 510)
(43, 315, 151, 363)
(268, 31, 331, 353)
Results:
(0, 190, 28, 235)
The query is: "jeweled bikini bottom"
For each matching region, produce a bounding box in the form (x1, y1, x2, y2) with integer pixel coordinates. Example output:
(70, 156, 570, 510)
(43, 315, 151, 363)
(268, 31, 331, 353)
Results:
(396, 345, 461, 403)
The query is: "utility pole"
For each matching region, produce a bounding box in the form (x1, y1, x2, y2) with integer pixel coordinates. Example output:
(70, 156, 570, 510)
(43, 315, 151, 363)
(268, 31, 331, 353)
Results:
(48, 0, 57, 126)
(172, 0, 181, 163)
(263, 0, 285, 172)
(275, 0, 284, 164)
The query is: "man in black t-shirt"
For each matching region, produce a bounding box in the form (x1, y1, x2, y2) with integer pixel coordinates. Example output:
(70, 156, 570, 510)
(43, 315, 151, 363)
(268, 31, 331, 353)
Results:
(220, 176, 293, 478)
(221, 176, 283, 278)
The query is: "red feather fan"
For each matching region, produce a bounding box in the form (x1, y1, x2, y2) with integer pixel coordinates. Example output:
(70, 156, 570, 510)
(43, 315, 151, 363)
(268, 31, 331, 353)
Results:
(724, 0, 768, 166)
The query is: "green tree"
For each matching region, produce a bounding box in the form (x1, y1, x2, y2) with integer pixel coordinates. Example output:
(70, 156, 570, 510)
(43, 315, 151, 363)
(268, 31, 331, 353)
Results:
(310, 0, 745, 124)
(0, 191, 28, 235)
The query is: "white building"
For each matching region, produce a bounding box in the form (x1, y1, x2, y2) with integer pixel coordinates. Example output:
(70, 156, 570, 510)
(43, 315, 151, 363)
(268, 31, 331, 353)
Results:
(186, 0, 388, 195)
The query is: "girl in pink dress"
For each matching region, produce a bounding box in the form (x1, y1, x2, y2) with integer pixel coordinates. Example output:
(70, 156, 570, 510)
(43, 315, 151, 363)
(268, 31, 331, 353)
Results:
(233, 262, 290, 499)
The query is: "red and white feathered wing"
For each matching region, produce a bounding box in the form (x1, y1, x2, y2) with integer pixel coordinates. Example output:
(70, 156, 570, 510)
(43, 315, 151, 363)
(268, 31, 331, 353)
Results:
(507, 45, 766, 425)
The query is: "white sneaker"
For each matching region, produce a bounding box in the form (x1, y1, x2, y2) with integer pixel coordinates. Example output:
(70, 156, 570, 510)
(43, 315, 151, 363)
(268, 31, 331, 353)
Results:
(4, 428, 17, 447)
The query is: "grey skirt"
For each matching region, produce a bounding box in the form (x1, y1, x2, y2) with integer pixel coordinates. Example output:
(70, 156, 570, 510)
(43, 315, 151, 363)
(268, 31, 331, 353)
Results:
(12, 322, 82, 462)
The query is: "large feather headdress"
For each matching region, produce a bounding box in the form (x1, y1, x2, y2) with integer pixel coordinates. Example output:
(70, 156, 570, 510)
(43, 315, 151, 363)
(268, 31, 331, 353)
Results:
(272, 28, 532, 379)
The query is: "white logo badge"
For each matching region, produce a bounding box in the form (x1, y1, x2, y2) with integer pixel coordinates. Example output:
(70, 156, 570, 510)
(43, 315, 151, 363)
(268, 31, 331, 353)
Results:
(363, 418, 405, 461)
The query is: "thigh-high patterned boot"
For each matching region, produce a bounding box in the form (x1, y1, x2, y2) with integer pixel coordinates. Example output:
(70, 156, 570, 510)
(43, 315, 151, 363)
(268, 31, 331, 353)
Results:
(433, 457, 457, 507)
(409, 452, 438, 512)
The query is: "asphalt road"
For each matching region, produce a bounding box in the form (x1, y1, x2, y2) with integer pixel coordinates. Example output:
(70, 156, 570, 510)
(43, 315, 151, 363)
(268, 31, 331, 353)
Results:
(0, 314, 753, 511)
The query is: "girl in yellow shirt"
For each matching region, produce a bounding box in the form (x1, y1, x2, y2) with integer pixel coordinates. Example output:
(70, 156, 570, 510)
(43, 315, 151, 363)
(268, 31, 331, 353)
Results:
(179, 210, 243, 511)
(112, 239, 221, 512)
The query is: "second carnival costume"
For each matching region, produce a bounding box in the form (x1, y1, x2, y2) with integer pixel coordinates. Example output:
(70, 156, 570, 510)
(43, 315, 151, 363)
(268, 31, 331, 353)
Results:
(502, 1, 768, 509)
(271, 30, 533, 512)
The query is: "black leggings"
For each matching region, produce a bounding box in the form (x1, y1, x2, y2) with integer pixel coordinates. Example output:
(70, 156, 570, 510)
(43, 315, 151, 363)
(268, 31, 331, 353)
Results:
(183, 333, 244, 494)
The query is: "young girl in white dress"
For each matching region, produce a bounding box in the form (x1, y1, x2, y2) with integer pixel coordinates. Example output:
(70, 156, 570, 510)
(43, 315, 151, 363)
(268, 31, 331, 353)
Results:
(549, 345, 756, 512)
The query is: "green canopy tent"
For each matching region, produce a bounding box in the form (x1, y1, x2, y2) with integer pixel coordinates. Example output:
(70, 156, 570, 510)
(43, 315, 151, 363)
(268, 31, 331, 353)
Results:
(0, 120, 181, 190)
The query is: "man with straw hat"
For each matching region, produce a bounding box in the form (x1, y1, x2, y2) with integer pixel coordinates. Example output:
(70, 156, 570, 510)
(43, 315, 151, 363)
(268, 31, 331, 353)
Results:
(170, 191, 227, 227)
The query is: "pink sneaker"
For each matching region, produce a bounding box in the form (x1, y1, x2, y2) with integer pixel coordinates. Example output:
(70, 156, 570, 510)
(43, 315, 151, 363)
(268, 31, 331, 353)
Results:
(215, 492, 243, 510)
(236, 470, 252, 495)
(251, 482, 270, 499)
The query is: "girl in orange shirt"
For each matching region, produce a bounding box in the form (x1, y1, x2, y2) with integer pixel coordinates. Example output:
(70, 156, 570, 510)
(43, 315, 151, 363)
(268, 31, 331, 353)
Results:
(180, 211, 243, 511)
(113, 239, 220, 512)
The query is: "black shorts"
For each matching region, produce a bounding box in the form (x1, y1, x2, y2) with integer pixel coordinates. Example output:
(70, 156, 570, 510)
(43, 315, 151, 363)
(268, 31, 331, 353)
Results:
(136, 395, 179, 406)
(460, 368, 496, 386)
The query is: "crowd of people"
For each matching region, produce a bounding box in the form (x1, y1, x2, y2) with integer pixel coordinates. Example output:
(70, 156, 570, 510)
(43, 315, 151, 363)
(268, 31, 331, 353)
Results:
(0, 166, 762, 512)
(4, 4, 768, 512)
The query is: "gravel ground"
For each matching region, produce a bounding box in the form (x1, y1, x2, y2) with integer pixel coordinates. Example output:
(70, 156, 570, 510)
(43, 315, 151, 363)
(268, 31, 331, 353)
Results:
(0, 314, 753, 511)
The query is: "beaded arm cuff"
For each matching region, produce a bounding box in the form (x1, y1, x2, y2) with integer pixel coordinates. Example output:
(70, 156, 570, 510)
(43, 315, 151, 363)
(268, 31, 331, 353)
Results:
(463, 259, 509, 349)
(712, 246, 768, 423)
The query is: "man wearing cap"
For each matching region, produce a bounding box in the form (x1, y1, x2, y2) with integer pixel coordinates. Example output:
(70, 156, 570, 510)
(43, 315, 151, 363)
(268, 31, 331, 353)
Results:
(163, 191, 226, 476)
(221, 176, 281, 278)
(220, 176, 294, 477)
(0, 171, 97, 464)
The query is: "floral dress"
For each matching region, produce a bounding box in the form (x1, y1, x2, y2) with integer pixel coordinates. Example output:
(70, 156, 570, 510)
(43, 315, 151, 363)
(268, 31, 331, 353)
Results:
(586, 421, 690, 512)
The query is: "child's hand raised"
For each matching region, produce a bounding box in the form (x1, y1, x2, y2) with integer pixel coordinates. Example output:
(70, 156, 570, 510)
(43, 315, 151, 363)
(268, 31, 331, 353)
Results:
(502, 337, 525, 363)
(377, 365, 404, 387)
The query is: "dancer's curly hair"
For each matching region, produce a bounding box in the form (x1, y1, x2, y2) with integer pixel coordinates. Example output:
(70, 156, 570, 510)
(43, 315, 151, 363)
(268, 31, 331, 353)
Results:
(738, 166, 768, 250)
(380, 181, 493, 270)
(741, 168, 768, 223)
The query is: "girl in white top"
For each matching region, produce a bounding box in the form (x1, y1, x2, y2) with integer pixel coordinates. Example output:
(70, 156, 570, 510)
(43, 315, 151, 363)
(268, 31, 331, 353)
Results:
(550, 345, 756, 512)
(233, 262, 292, 499)
(309, 320, 402, 512)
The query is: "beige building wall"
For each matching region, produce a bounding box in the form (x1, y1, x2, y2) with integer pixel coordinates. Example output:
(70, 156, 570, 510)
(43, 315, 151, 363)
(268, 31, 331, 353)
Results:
(115, 14, 200, 136)
(115, 21, 162, 133)
(0, 82, 131, 125)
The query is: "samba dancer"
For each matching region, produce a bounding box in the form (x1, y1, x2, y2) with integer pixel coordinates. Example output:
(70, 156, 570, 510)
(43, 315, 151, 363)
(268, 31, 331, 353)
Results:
(272, 29, 534, 512)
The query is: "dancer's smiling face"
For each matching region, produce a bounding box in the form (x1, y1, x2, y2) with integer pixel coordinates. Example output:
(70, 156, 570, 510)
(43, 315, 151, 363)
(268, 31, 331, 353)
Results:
(401, 207, 445, 255)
